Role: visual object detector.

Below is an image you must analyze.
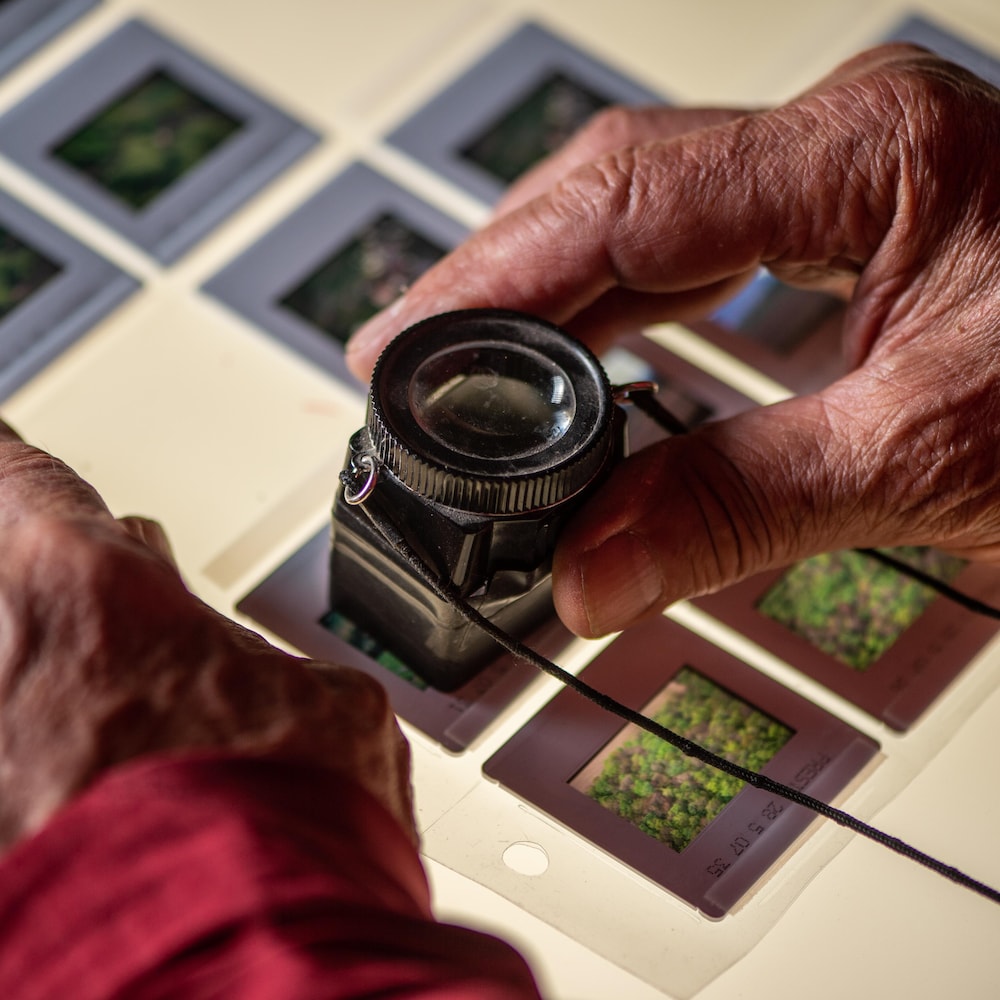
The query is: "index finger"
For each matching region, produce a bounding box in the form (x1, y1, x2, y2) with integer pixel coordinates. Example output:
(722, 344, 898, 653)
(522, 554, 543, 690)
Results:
(0, 418, 112, 528)
(491, 105, 753, 218)
(343, 44, 946, 380)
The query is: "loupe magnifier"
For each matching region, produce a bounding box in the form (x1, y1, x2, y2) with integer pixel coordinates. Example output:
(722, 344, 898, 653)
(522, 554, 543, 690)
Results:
(330, 309, 633, 690)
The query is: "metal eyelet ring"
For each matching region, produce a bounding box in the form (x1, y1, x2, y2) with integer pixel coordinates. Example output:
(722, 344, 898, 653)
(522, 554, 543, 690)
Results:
(612, 380, 660, 404)
(343, 454, 378, 505)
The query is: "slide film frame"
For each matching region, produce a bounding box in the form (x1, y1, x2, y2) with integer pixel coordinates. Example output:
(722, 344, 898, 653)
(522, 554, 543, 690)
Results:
(484, 615, 879, 918)
(693, 551, 1000, 731)
(0, 187, 137, 400)
(236, 527, 568, 753)
(0, 0, 97, 78)
(203, 162, 467, 391)
(0, 18, 318, 263)
(386, 20, 663, 205)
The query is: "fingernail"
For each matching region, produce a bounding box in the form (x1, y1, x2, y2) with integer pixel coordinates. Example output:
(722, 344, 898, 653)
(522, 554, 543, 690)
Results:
(578, 531, 664, 636)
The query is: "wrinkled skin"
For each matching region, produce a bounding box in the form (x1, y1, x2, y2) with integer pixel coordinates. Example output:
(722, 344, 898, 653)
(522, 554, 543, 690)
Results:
(0, 420, 416, 850)
(346, 44, 1000, 638)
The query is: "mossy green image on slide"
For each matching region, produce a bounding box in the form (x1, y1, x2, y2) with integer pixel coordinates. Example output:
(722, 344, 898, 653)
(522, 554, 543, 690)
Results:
(575, 667, 792, 853)
(461, 72, 609, 184)
(53, 70, 243, 210)
(319, 609, 428, 691)
(280, 214, 447, 345)
(0, 228, 61, 321)
(756, 546, 966, 671)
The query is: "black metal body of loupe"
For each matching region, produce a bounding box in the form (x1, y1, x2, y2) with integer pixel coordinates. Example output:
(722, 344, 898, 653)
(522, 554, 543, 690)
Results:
(330, 309, 628, 691)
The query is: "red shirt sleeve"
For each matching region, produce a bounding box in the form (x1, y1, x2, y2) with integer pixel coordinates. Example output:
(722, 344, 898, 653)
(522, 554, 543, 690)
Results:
(0, 754, 542, 1000)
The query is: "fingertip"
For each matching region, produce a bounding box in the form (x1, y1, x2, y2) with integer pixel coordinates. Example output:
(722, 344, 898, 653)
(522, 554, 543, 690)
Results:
(345, 298, 409, 382)
(344, 336, 379, 383)
(554, 529, 666, 638)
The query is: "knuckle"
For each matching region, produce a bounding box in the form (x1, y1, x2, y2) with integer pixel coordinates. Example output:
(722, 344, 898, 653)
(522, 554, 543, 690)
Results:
(547, 146, 651, 276)
(551, 147, 635, 217)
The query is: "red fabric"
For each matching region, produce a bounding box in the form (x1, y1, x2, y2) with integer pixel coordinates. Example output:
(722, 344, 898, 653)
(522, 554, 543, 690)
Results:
(0, 755, 542, 999)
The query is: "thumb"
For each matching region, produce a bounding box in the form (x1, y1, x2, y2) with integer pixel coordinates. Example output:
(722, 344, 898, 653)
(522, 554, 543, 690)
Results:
(552, 382, 895, 637)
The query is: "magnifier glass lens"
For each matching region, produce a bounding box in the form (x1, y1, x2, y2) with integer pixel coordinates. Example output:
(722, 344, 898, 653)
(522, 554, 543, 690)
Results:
(410, 342, 576, 459)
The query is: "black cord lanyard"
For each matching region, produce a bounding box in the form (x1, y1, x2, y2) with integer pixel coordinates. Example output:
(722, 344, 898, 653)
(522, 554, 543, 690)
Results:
(342, 391, 1000, 907)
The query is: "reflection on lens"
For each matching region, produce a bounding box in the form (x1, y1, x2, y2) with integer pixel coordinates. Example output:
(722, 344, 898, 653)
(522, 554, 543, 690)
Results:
(411, 342, 576, 459)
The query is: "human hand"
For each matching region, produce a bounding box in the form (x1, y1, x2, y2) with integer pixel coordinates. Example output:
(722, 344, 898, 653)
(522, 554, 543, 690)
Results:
(345, 43, 1000, 638)
(0, 420, 415, 848)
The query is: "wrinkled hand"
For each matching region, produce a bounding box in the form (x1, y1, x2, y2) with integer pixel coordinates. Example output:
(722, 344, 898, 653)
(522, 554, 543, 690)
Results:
(346, 43, 1000, 638)
(0, 420, 415, 848)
